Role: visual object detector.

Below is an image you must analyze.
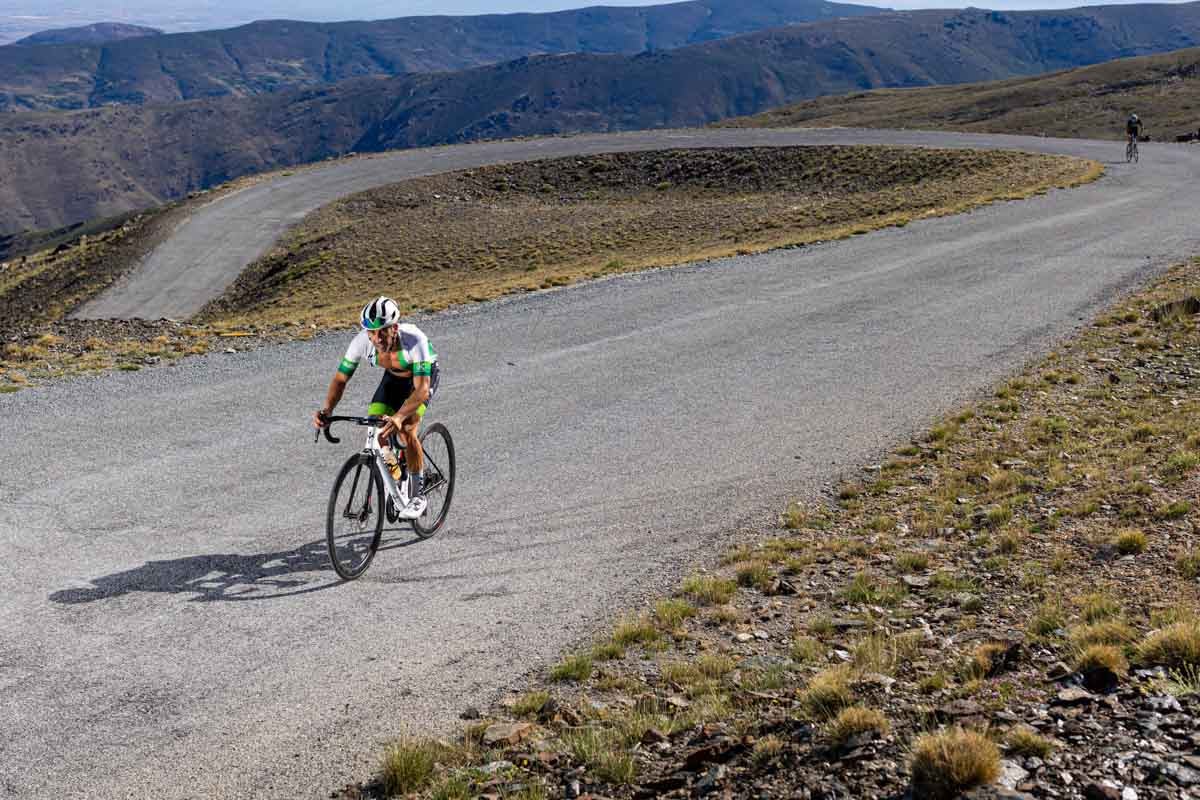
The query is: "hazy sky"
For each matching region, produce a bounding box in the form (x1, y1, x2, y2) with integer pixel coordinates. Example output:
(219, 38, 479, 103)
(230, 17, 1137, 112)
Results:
(2, 0, 1198, 43)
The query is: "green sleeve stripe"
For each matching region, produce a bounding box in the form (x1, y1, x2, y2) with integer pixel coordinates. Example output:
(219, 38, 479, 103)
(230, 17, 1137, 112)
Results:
(338, 358, 358, 376)
(412, 362, 433, 377)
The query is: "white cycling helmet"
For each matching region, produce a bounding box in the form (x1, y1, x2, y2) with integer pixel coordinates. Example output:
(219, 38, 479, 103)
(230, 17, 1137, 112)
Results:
(360, 296, 401, 330)
(1130, 113, 1139, 122)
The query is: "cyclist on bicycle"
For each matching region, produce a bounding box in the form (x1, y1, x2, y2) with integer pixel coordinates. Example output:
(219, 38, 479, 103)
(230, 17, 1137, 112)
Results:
(1126, 113, 1142, 144)
(313, 296, 440, 519)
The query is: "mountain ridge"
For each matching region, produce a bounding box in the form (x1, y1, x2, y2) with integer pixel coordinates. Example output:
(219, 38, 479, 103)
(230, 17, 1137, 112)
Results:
(0, 0, 884, 112)
(8, 23, 163, 47)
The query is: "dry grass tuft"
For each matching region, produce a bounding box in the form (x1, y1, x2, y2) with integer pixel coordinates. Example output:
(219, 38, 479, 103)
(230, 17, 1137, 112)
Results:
(1177, 550, 1200, 580)
(1076, 644, 1129, 676)
(550, 654, 593, 682)
(1070, 621, 1137, 648)
(798, 665, 855, 720)
(895, 552, 930, 573)
(962, 642, 1011, 681)
(1078, 593, 1121, 623)
(562, 727, 637, 784)
(612, 616, 660, 647)
(735, 560, 774, 591)
(511, 690, 551, 718)
(654, 598, 697, 630)
(1138, 622, 1200, 668)
(791, 636, 825, 664)
(380, 738, 462, 795)
(680, 574, 737, 605)
(825, 706, 889, 746)
(1005, 726, 1054, 758)
(1029, 602, 1067, 638)
(909, 727, 1002, 800)
(1114, 528, 1148, 555)
(752, 734, 785, 765)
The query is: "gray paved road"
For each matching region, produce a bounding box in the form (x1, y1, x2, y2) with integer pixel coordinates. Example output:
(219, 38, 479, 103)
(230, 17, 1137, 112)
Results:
(6, 129, 1200, 799)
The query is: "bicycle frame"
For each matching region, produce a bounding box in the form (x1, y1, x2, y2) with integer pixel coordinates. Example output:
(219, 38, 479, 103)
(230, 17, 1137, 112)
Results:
(361, 423, 410, 508)
(319, 413, 448, 504)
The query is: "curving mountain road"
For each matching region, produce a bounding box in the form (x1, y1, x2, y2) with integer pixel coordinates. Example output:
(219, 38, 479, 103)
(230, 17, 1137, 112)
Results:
(66, 128, 1155, 321)
(6, 129, 1200, 799)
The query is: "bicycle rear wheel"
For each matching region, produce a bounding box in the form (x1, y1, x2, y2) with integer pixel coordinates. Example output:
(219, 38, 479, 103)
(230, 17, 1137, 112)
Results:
(412, 422, 456, 539)
(326, 453, 384, 579)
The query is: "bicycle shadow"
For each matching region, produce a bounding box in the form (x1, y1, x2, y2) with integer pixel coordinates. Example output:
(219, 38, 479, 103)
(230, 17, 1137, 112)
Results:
(48, 527, 426, 605)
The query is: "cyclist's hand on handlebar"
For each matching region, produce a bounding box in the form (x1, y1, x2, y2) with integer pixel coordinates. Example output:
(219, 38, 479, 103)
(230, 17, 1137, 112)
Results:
(378, 414, 399, 442)
(313, 409, 330, 429)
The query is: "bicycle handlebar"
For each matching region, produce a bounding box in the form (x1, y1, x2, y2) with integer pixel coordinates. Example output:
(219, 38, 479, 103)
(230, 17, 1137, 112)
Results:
(314, 414, 386, 445)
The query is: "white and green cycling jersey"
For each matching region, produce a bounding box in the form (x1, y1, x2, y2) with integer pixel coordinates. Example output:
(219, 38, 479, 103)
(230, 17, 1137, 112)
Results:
(338, 324, 438, 378)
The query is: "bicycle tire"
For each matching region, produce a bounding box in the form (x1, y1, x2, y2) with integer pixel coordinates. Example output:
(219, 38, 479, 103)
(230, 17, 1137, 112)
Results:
(412, 422, 456, 539)
(1133, 142, 1139, 163)
(326, 452, 385, 579)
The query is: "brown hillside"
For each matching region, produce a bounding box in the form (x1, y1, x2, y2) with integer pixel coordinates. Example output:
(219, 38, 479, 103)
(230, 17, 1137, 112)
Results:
(721, 46, 1200, 141)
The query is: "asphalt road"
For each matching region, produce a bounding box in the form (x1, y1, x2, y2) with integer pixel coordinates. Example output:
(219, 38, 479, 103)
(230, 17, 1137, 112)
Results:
(6, 129, 1200, 799)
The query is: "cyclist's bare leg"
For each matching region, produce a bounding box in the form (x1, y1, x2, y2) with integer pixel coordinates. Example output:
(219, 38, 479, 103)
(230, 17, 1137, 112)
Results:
(400, 415, 424, 474)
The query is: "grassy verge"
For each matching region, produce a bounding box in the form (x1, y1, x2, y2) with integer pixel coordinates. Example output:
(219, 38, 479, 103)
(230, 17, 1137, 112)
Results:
(343, 257, 1200, 797)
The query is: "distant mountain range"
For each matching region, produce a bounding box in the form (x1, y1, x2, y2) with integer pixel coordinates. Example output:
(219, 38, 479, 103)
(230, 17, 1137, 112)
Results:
(4, 1, 1200, 236)
(0, 0, 884, 112)
(9, 23, 163, 47)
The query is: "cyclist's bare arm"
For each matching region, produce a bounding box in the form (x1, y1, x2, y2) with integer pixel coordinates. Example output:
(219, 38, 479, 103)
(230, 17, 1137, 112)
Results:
(314, 372, 350, 427)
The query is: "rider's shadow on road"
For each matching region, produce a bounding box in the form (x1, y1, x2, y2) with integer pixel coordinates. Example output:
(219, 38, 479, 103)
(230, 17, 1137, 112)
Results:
(48, 529, 423, 604)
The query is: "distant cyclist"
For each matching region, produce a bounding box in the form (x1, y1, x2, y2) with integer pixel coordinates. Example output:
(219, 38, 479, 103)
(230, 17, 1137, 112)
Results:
(313, 296, 440, 519)
(1126, 113, 1143, 144)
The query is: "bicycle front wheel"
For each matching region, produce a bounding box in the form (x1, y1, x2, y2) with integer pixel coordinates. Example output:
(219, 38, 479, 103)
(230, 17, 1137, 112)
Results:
(326, 453, 385, 579)
(412, 422, 456, 539)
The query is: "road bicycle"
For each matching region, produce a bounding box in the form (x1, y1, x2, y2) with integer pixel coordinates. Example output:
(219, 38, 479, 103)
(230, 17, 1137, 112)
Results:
(316, 415, 456, 579)
(1126, 137, 1139, 163)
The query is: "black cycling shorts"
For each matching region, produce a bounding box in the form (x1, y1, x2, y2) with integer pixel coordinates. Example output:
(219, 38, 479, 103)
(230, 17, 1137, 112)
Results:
(367, 361, 440, 419)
